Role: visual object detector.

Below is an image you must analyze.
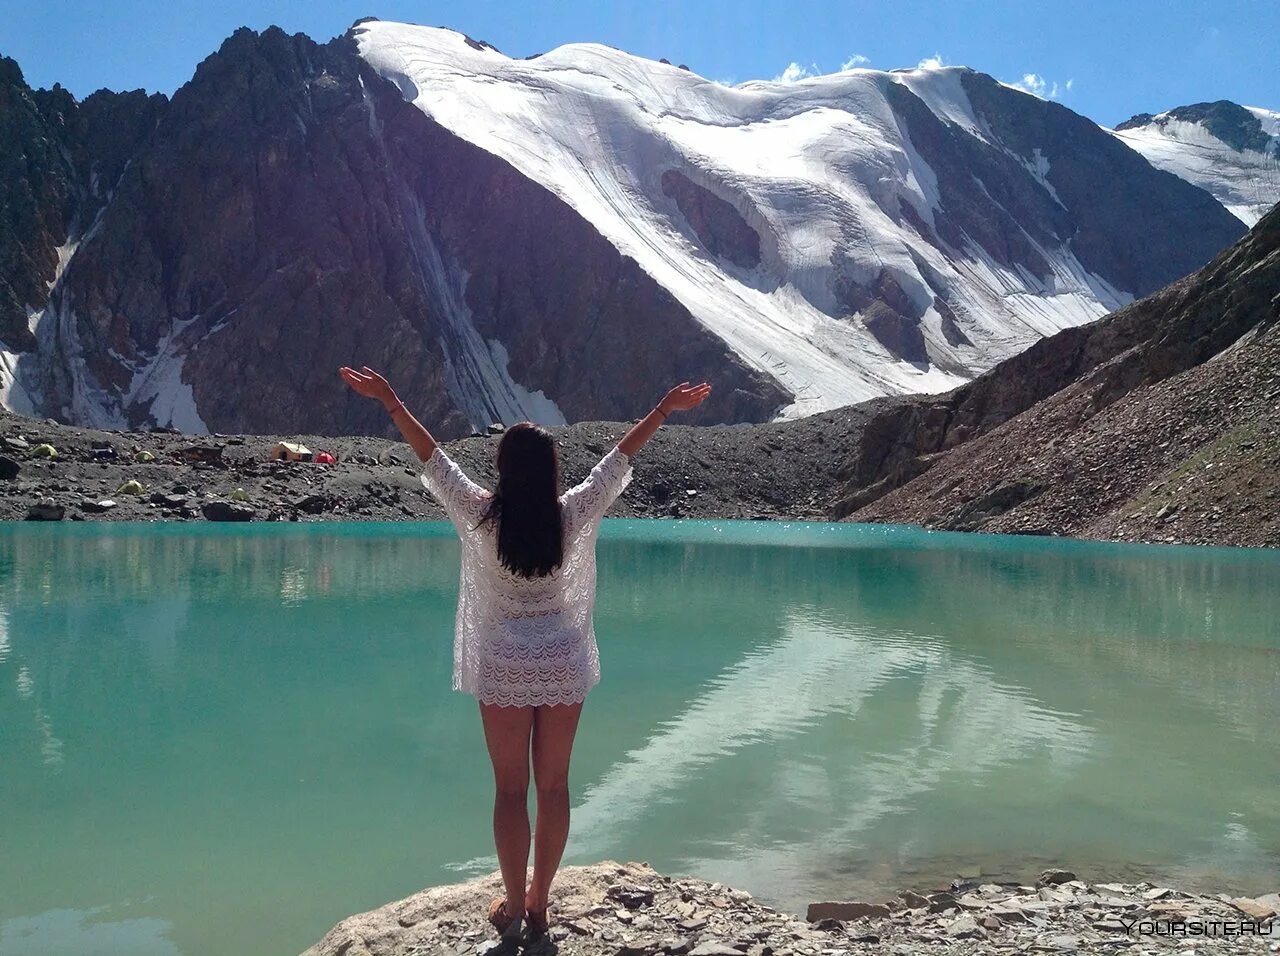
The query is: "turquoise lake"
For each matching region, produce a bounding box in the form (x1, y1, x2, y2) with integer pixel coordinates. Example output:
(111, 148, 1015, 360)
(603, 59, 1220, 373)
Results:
(2, 520, 1278, 956)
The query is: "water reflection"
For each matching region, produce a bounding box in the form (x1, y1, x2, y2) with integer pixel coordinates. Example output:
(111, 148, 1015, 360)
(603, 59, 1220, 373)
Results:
(0, 908, 179, 956)
(569, 606, 1096, 902)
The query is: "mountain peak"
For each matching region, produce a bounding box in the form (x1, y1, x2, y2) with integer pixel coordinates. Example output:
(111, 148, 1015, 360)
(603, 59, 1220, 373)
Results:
(1117, 99, 1273, 153)
(1113, 99, 1279, 225)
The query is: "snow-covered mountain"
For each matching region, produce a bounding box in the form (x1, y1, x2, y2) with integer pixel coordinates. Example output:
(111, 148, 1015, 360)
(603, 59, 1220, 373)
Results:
(355, 22, 1241, 418)
(0, 24, 1247, 436)
(1114, 101, 1280, 226)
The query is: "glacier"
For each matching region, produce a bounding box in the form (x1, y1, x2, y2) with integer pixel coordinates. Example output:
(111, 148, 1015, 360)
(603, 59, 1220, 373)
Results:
(355, 22, 1142, 419)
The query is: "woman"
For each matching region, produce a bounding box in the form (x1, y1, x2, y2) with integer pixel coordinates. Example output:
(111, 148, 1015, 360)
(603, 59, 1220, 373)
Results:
(339, 366, 711, 946)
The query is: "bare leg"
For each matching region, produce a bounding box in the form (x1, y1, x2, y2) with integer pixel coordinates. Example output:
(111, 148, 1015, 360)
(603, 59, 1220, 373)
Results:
(527, 702, 584, 912)
(480, 702, 536, 921)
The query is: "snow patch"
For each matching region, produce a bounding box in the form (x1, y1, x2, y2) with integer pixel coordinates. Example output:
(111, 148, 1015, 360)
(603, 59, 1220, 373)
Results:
(121, 317, 209, 434)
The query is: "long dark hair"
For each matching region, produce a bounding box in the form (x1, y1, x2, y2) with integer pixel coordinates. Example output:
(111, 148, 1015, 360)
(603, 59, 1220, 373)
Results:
(477, 423, 564, 578)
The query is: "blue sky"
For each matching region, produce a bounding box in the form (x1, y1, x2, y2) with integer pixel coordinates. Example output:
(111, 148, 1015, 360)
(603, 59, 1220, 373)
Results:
(2, 0, 1275, 127)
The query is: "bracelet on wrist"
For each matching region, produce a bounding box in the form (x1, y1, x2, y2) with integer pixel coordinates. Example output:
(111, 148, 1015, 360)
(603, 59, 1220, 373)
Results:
(656, 406, 668, 419)
(386, 399, 406, 414)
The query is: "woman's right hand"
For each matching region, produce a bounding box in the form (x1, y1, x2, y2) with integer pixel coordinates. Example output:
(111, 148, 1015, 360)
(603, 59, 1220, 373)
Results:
(340, 366, 399, 410)
(658, 382, 712, 415)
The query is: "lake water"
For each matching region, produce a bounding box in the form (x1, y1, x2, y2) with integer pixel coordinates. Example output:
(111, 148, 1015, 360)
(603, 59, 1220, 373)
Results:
(2, 521, 1278, 956)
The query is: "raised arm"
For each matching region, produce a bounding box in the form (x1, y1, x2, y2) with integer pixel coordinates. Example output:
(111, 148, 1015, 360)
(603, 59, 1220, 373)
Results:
(617, 382, 712, 458)
(339, 366, 437, 462)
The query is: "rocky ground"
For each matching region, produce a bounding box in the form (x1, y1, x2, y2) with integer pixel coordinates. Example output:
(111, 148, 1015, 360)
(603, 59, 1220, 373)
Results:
(304, 861, 1278, 956)
(0, 405, 872, 524)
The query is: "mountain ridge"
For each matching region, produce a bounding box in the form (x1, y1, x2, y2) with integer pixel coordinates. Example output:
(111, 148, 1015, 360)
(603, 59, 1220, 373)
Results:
(0, 22, 1264, 438)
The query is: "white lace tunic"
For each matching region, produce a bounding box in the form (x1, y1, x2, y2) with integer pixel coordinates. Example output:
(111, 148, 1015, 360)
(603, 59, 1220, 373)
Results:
(421, 445, 633, 707)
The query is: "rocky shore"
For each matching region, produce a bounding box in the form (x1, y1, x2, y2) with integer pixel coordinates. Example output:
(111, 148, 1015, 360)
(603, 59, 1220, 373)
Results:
(0, 405, 871, 525)
(304, 861, 1277, 956)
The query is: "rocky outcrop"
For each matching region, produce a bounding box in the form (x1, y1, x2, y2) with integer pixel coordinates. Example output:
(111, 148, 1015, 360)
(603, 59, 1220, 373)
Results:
(846, 205, 1280, 546)
(302, 861, 1277, 956)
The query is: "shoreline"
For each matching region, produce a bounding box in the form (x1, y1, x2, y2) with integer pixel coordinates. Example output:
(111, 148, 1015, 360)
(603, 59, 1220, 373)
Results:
(303, 861, 1278, 956)
(1, 408, 1274, 549)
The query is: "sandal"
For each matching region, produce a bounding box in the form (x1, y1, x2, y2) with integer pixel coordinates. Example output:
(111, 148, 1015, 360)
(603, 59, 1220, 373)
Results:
(488, 897, 524, 940)
(524, 905, 550, 940)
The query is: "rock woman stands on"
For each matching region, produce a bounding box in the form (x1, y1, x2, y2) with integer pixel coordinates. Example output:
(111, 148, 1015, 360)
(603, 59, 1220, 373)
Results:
(339, 366, 711, 947)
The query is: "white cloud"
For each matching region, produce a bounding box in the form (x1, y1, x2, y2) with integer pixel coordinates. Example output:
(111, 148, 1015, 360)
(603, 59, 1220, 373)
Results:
(1009, 72, 1074, 100)
(774, 61, 820, 83)
(841, 53, 870, 70)
(917, 53, 946, 69)
(1014, 72, 1048, 97)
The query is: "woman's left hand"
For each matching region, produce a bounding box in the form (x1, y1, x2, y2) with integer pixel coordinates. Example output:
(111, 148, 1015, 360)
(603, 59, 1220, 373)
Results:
(340, 366, 399, 409)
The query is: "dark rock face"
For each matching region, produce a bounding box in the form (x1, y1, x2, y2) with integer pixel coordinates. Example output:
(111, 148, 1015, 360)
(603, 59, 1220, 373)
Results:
(0, 58, 163, 350)
(1116, 100, 1272, 153)
(660, 169, 762, 269)
(837, 269, 928, 363)
(883, 73, 1246, 305)
(957, 73, 1246, 297)
(26, 28, 786, 437)
(0, 62, 77, 349)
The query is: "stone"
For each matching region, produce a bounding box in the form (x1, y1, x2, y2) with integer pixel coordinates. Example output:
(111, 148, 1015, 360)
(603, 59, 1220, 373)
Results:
(1037, 870, 1077, 887)
(1142, 887, 1172, 901)
(980, 915, 1002, 931)
(944, 915, 984, 939)
(1231, 895, 1279, 920)
(201, 500, 254, 522)
(1092, 919, 1130, 934)
(608, 885, 656, 910)
(925, 893, 957, 914)
(688, 943, 742, 956)
(897, 892, 929, 910)
(805, 903, 890, 923)
(1093, 883, 1130, 895)
(25, 498, 64, 521)
(4, 436, 30, 450)
(991, 908, 1028, 924)
(1037, 934, 1080, 951)
(0, 455, 20, 479)
(78, 498, 117, 513)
